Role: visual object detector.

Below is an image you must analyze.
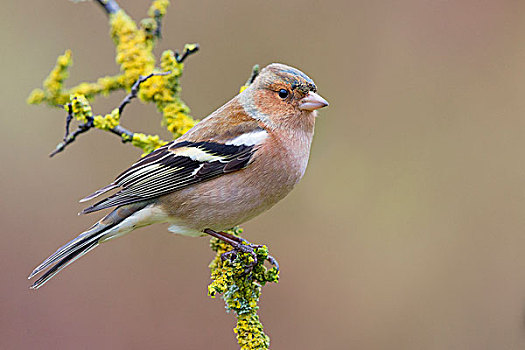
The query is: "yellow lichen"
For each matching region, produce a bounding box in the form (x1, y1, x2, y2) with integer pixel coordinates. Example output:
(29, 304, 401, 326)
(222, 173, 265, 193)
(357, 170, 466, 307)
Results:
(69, 76, 123, 100)
(26, 89, 45, 105)
(69, 94, 93, 123)
(235, 313, 270, 350)
(131, 133, 168, 155)
(148, 0, 170, 17)
(93, 109, 120, 130)
(44, 49, 72, 102)
(110, 10, 155, 86)
(27, 50, 72, 106)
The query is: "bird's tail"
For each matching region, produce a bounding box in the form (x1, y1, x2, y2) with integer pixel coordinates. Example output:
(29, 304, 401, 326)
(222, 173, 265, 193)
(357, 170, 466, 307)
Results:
(28, 202, 150, 290)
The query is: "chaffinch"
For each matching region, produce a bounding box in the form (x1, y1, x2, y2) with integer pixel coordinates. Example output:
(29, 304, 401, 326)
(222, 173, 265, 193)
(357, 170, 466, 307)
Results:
(28, 63, 329, 289)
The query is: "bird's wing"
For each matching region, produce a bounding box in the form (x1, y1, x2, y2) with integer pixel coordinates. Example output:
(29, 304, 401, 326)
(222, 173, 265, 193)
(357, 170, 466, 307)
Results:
(80, 125, 269, 214)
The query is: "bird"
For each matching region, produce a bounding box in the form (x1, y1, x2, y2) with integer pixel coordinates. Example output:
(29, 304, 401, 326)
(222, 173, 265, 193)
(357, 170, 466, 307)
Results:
(28, 63, 329, 289)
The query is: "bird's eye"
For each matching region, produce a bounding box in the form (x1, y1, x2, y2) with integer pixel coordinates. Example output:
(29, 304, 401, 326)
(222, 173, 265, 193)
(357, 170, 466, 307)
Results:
(278, 89, 289, 99)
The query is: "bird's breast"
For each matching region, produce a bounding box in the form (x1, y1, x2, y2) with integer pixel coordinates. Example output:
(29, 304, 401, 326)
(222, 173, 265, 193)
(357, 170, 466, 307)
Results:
(158, 128, 314, 233)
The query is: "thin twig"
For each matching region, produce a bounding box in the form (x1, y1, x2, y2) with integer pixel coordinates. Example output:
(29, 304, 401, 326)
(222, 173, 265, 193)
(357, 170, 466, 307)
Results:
(176, 45, 200, 63)
(109, 125, 134, 142)
(153, 10, 162, 39)
(63, 103, 73, 142)
(94, 0, 120, 15)
(50, 119, 94, 157)
(51, 99, 95, 157)
(118, 71, 171, 116)
(245, 65, 260, 86)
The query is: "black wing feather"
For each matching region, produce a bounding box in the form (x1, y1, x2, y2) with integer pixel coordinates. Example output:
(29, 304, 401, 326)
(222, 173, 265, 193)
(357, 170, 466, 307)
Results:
(81, 140, 257, 214)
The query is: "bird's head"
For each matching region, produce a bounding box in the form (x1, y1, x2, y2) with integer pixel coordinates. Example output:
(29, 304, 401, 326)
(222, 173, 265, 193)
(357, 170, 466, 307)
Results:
(239, 63, 328, 130)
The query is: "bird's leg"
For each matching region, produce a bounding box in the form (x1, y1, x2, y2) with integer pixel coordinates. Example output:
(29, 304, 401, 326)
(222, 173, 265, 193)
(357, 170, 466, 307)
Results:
(216, 230, 252, 245)
(203, 228, 279, 271)
(203, 228, 259, 267)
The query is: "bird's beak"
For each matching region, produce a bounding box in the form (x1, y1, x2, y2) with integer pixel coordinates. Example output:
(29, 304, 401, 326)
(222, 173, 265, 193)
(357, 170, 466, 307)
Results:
(299, 91, 329, 111)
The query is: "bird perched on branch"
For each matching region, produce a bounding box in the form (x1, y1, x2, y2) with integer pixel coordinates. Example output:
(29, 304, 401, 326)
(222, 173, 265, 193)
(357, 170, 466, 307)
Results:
(28, 63, 329, 289)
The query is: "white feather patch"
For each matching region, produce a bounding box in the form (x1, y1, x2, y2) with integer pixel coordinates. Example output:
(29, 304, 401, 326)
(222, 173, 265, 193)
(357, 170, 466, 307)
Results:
(173, 146, 225, 162)
(168, 223, 203, 237)
(99, 205, 169, 243)
(225, 130, 268, 146)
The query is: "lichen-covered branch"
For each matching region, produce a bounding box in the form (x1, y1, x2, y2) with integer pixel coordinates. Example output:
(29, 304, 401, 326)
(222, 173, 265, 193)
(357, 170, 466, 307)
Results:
(27, 0, 197, 154)
(241, 64, 260, 92)
(28, 1, 278, 349)
(48, 72, 169, 157)
(208, 228, 279, 349)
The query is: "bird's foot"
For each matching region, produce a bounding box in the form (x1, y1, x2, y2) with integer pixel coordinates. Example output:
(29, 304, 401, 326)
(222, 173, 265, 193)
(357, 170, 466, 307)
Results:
(204, 228, 279, 273)
(221, 241, 280, 274)
(221, 241, 261, 272)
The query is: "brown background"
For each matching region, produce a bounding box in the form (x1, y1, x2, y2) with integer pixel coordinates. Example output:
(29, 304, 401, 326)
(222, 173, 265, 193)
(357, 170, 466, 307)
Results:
(3, 1, 525, 349)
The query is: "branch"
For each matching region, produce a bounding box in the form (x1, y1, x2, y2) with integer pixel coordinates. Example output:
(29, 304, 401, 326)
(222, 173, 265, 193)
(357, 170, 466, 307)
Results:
(238, 65, 260, 94)
(109, 125, 134, 140)
(50, 119, 94, 157)
(208, 228, 279, 349)
(118, 71, 170, 115)
(245, 64, 260, 86)
(152, 9, 163, 38)
(176, 44, 200, 63)
(49, 72, 168, 157)
(94, 0, 120, 15)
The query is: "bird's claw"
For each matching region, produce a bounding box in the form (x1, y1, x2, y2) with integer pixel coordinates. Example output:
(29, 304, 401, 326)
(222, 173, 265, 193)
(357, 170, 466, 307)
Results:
(220, 241, 278, 274)
(221, 242, 259, 272)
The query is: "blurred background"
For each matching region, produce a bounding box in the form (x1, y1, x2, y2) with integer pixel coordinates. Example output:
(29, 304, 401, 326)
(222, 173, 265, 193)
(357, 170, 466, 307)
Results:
(3, 0, 525, 349)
